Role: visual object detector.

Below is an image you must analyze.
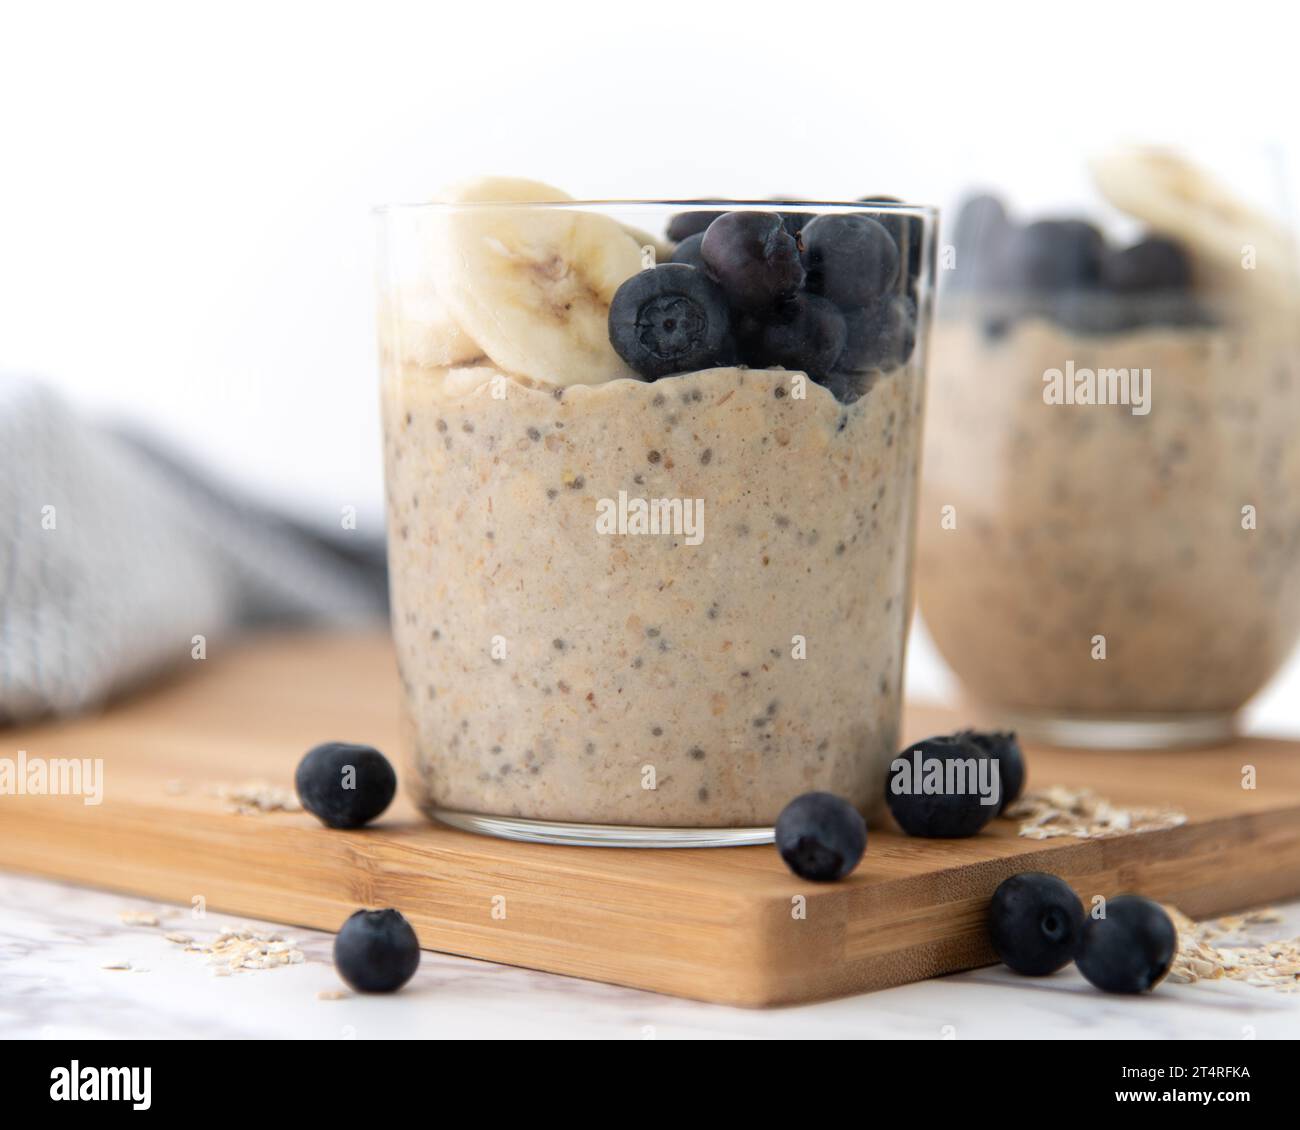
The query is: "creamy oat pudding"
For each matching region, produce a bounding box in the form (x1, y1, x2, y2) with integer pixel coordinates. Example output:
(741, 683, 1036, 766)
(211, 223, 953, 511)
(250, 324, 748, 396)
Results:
(376, 179, 935, 841)
(918, 148, 1300, 746)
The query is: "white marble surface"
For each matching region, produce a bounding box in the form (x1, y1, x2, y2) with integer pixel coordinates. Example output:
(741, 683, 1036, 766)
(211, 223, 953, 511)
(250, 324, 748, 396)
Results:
(1, 872, 1297, 1039)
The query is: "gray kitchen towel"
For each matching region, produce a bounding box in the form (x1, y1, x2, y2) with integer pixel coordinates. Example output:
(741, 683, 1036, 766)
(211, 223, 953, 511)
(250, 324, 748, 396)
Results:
(0, 375, 388, 723)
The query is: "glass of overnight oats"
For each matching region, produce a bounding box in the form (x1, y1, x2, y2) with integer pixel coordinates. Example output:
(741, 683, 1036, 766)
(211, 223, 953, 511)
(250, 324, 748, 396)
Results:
(918, 147, 1300, 749)
(375, 178, 936, 844)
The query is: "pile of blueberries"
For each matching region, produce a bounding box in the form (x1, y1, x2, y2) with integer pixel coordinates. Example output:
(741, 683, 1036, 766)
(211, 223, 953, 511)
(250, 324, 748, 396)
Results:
(608, 197, 924, 404)
(949, 192, 1204, 337)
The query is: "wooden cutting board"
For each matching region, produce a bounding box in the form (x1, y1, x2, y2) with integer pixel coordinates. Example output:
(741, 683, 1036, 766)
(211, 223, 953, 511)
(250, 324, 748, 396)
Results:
(3, 632, 1299, 1006)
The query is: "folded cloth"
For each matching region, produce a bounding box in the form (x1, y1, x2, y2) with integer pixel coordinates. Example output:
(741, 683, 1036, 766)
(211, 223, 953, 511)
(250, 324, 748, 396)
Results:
(0, 375, 388, 723)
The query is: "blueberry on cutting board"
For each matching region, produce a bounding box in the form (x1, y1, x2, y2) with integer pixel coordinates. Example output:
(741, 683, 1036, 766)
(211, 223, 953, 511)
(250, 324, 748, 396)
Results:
(957, 729, 1025, 813)
(886, 734, 999, 838)
(988, 872, 1084, 975)
(295, 741, 397, 829)
(775, 792, 867, 881)
(333, 909, 421, 993)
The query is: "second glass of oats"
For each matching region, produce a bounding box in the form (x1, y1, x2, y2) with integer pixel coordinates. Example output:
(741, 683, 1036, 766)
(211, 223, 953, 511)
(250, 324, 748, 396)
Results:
(918, 147, 1300, 749)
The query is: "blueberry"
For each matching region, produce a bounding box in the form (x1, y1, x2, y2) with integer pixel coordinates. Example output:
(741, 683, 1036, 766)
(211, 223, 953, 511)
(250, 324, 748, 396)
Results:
(949, 193, 1010, 289)
(1076, 895, 1177, 994)
(700, 211, 806, 312)
(1000, 219, 1105, 291)
(333, 908, 421, 993)
(956, 729, 1025, 813)
(802, 214, 899, 307)
(670, 232, 707, 271)
(819, 369, 879, 406)
(768, 199, 810, 240)
(780, 212, 808, 239)
(295, 741, 396, 829)
(608, 264, 731, 379)
(859, 196, 923, 281)
(746, 293, 847, 379)
(838, 295, 917, 372)
(1101, 236, 1192, 293)
(774, 792, 867, 881)
(988, 872, 1084, 975)
(666, 207, 726, 242)
(886, 734, 1000, 838)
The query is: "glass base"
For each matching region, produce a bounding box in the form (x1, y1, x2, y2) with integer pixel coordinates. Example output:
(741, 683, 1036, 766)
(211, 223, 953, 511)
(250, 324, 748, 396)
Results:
(1002, 710, 1237, 751)
(434, 810, 775, 848)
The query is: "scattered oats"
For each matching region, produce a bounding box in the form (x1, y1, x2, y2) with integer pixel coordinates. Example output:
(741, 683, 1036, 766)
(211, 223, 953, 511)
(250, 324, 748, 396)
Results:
(164, 932, 193, 945)
(181, 927, 307, 974)
(1163, 904, 1300, 993)
(317, 989, 348, 1001)
(118, 910, 160, 927)
(205, 781, 301, 814)
(101, 959, 133, 971)
(1005, 786, 1186, 840)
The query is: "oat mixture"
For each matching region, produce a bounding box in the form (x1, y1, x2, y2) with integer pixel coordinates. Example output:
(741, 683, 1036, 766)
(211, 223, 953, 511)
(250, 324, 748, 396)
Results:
(382, 361, 923, 826)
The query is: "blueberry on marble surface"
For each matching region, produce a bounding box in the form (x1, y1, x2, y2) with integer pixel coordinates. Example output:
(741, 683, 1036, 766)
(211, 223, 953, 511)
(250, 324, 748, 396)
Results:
(333, 908, 421, 993)
(1076, 895, 1177, 994)
(775, 791, 867, 881)
(295, 741, 397, 829)
(699, 211, 806, 312)
(608, 263, 732, 379)
(988, 872, 1083, 975)
(802, 213, 900, 307)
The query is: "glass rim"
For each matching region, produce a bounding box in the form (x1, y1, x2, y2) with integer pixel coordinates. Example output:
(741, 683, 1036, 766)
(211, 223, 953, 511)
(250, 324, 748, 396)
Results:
(372, 198, 939, 219)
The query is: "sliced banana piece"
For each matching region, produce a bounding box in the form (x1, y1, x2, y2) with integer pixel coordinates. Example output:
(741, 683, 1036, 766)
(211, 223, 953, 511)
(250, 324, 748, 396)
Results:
(1090, 146, 1298, 305)
(440, 363, 505, 400)
(377, 286, 483, 368)
(431, 176, 642, 386)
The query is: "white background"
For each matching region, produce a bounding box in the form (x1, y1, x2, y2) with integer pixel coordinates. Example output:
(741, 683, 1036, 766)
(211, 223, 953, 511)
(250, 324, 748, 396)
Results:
(3, 0, 1299, 722)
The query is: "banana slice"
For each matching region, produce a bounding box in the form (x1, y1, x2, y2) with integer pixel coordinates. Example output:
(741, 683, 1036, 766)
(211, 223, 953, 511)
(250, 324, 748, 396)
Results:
(431, 176, 642, 386)
(1090, 147, 1298, 305)
(377, 285, 484, 368)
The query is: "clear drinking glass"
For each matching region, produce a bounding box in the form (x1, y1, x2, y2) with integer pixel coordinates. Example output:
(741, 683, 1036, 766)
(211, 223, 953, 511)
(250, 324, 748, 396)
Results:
(917, 145, 1300, 748)
(375, 194, 936, 844)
